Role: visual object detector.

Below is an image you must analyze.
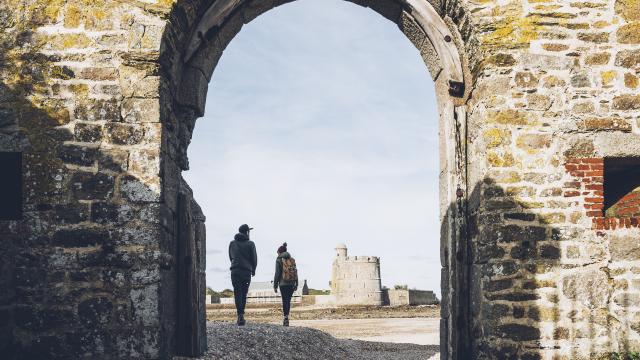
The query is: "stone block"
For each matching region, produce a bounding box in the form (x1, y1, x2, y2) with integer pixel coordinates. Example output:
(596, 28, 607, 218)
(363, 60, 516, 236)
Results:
(616, 0, 640, 21)
(481, 261, 518, 277)
(492, 323, 541, 341)
(91, 203, 134, 225)
(618, 23, 640, 44)
(176, 67, 208, 117)
(613, 94, 640, 110)
(577, 32, 609, 43)
(515, 72, 539, 88)
(78, 67, 118, 81)
(52, 228, 109, 247)
(129, 149, 160, 179)
(616, 49, 640, 69)
(483, 128, 511, 148)
(119, 65, 160, 99)
(130, 284, 159, 326)
(58, 144, 98, 167)
(539, 244, 561, 259)
(116, 225, 161, 247)
(610, 233, 640, 261)
(498, 224, 547, 243)
(516, 133, 551, 152)
(78, 297, 113, 325)
(368, 0, 402, 23)
(585, 52, 610, 65)
(187, 37, 223, 81)
(486, 53, 516, 67)
(613, 292, 640, 307)
(571, 73, 591, 87)
(120, 176, 161, 203)
(624, 72, 639, 88)
(53, 203, 90, 224)
(74, 99, 119, 122)
(98, 149, 129, 172)
(526, 94, 551, 111)
(483, 278, 513, 292)
(105, 123, 144, 145)
(399, 11, 425, 50)
(487, 110, 532, 126)
(562, 269, 611, 308)
(70, 171, 115, 200)
(121, 99, 161, 123)
(74, 123, 103, 143)
(580, 117, 632, 132)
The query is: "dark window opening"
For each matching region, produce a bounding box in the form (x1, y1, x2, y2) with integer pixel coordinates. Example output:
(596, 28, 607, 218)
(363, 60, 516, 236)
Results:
(604, 157, 640, 218)
(0, 152, 22, 220)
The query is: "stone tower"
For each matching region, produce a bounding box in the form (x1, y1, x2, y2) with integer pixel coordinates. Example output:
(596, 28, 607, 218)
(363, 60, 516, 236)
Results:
(330, 244, 383, 306)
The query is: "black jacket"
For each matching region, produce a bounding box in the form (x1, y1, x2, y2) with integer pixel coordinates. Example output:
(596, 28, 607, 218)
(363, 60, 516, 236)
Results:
(229, 233, 257, 275)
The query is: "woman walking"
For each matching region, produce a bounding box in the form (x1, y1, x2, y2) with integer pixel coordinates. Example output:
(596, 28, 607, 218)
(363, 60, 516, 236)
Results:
(273, 242, 298, 326)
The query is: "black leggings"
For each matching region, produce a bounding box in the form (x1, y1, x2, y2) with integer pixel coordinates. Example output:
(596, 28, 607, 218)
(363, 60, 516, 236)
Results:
(279, 285, 295, 316)
(231, 271, 251, 316)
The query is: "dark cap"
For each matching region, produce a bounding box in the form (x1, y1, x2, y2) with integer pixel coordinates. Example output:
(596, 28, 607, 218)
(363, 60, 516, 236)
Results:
(239, 224, 253, 233)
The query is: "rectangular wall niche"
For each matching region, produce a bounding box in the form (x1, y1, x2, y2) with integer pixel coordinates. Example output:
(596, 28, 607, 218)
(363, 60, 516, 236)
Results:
(0, 152, 23, 220)
(604, 157, 640, 218)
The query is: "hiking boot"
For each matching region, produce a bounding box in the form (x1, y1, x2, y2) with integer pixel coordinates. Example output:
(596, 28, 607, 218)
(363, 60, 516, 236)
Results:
(283, 316, 289, 327)
(237, 315, 246, 326)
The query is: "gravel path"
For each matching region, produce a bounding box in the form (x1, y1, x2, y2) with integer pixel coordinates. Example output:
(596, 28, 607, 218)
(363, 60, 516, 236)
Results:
(187, 322, 439, 360)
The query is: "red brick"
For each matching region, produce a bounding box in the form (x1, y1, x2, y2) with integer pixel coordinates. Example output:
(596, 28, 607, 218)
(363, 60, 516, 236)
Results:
(585, 184, 604, 191)
(582, 158, 604, 164)
(564, 190, 581, 197)
(587, 210, 603, 217)
(585, 170, 604, 176)
(564, 181, 581, 189)
(585, 203, 604, 210)
(585, 197, 604, 203)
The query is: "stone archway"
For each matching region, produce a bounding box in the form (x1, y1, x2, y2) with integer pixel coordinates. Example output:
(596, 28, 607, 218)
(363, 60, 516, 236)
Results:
(4, 0, 638, 359)
(159, 0, 473, 358)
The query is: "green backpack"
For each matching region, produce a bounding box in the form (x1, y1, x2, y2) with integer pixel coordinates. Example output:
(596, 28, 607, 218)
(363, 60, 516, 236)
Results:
(282, 257, 298, 282)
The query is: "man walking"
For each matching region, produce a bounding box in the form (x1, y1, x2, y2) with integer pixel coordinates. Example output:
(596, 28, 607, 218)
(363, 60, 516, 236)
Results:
(229, 224, 257, 326)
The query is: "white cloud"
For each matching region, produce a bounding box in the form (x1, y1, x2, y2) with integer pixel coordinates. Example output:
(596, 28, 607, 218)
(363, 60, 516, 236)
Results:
(184, 0, 441, 297)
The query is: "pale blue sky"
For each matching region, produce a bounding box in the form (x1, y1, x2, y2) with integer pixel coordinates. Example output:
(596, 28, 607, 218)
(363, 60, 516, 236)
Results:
(183, 0, 441, 296)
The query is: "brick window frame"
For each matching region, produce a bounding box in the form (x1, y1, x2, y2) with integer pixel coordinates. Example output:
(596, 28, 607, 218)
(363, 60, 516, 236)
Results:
(564, 157, 640, 230)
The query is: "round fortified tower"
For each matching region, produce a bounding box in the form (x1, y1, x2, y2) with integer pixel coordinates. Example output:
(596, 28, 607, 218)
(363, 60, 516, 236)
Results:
(330, 244, 383, 306)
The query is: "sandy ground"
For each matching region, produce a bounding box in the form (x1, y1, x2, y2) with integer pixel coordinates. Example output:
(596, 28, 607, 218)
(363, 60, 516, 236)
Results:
(207, 304, 440, 322)
(285, 317, 440, 360)
(287, 317, 440, 346)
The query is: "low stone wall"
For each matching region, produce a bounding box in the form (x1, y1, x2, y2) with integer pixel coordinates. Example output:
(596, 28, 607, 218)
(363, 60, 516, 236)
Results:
(385, 289, 438, 306)
(219, 296, 302, 305)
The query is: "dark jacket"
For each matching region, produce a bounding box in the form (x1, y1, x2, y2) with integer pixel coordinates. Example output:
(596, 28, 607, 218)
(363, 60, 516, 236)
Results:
(273, 251, 297, 288)
(229, 233, 257, 275)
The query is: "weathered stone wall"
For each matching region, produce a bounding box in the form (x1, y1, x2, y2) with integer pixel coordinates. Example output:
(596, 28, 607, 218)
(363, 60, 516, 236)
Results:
(330, 245, 384, 305)
(0, 0, 639, 359)
(386, 289, 439, 306)
(464, 0, 640, 357)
